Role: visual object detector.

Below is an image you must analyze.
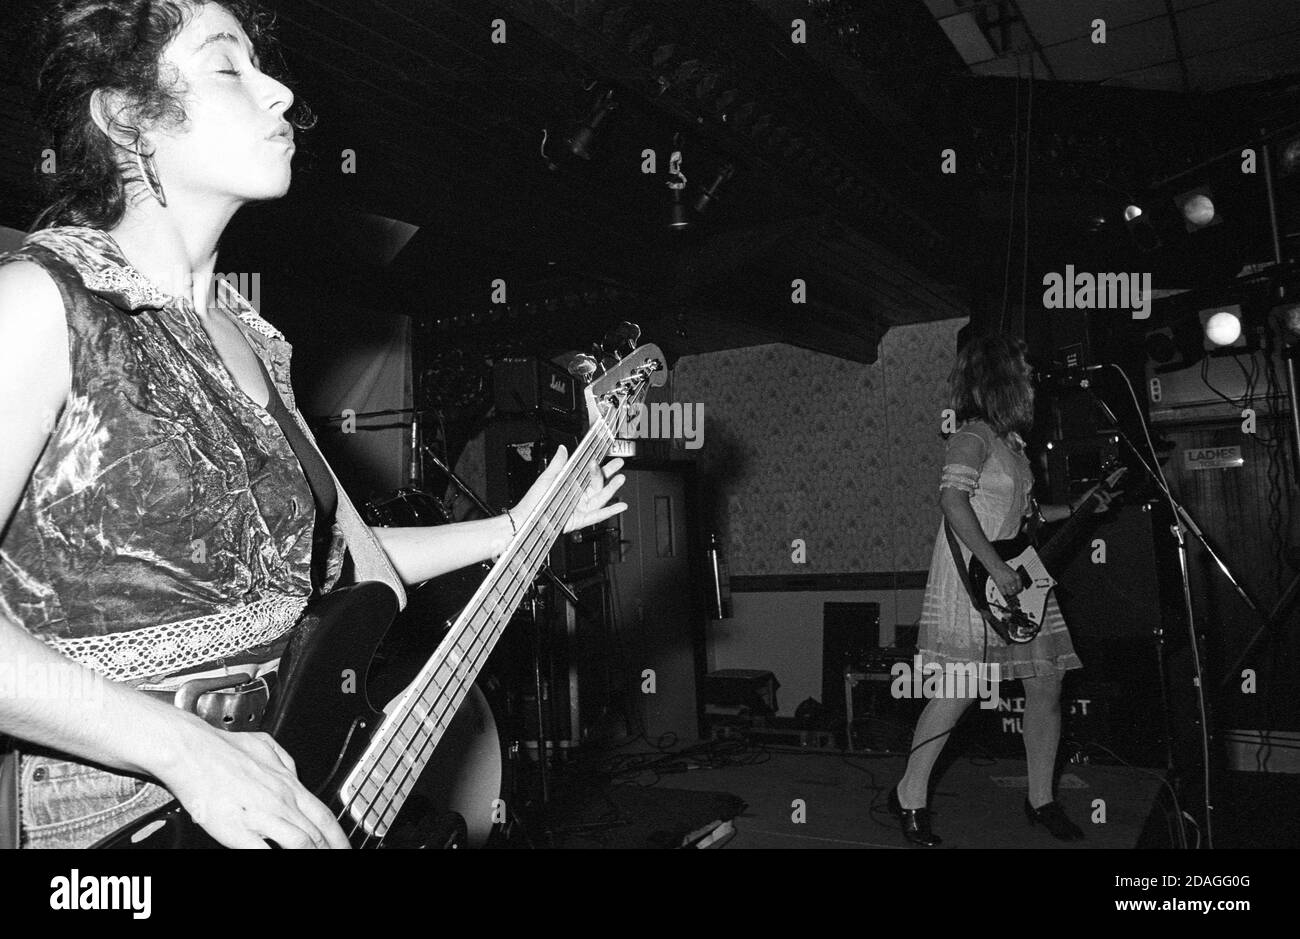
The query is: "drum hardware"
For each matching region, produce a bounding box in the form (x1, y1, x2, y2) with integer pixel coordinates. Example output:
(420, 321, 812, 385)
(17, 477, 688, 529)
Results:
(421, 437, 606, 813)
(348, 402, 608, 837)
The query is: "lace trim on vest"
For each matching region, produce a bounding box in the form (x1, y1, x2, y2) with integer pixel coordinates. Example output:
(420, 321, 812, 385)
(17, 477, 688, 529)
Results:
(44, 595, 309, 684)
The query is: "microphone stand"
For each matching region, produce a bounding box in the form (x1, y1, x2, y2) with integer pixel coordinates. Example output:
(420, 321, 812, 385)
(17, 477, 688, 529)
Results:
(420, 435, 607, 822)
(1081, 377, 1219, 846)
(421, 446, 603, 631)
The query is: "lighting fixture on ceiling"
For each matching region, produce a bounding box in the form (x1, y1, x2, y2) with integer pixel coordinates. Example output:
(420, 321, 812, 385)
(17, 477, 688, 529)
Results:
(667, 138, 690, 230)
(1124, 203, 1162, 252)
(1175, 186, 1221, 232)
(566, 87, 617, 161)
(694, 163, 735, 214)
(1200, 304, 1247, 351)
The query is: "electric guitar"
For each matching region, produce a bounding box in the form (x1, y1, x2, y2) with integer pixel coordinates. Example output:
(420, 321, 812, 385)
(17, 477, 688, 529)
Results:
(94, 344, 667, 848)
(967, 462, 1127, 644)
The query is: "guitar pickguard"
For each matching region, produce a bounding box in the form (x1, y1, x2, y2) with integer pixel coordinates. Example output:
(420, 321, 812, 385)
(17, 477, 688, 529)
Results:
(983, 546, 1055, 625)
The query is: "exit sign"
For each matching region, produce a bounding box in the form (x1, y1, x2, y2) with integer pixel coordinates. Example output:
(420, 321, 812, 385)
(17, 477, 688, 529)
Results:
(1183, 445, 1243, 470)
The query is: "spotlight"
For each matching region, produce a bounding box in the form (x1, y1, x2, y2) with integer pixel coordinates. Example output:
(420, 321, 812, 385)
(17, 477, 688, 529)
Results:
(1145, 320, 1206, 373)
(1273, 301, 1300, 340)
(666, 140, 690, 230)
(1175, 186, 1220, 232)
(668, 189, 691, 230)
(567, 88, 617, 161)
(1200, 304, 1246, 350)
(694, 163, 735, 213)
(1279, 134, 1300, 177)
(1144, 327, 1179, 365)
(1125, 206, 1162, 253)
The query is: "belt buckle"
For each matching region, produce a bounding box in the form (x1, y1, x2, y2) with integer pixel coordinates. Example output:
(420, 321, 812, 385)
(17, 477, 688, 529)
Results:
(172, 673, 270, 731)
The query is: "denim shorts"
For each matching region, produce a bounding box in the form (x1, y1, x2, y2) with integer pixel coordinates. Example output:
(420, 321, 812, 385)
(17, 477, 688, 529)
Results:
(19, 754, 175, 849)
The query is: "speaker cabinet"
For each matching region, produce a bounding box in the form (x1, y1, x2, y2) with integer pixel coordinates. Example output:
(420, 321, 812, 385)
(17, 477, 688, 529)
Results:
(483, 418, 600, 579)
(1052, 501, 1163, 641)
(821, 602, 880, 717)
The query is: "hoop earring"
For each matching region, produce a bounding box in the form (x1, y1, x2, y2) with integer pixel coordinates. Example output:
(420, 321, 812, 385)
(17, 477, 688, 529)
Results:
(134, 145, 167, 207)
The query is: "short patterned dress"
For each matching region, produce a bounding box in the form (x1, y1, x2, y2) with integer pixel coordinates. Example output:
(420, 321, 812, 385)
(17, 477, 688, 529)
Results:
(917, 419, 1082, 679)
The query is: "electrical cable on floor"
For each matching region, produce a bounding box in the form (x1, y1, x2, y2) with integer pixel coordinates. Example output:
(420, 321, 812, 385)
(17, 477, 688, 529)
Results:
(1066, 738, 1189, 849)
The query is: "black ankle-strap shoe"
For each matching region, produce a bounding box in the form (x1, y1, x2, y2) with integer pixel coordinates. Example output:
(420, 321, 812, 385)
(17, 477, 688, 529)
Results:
(889, 786, 942, 847)
(1024, 799, 1084, 841)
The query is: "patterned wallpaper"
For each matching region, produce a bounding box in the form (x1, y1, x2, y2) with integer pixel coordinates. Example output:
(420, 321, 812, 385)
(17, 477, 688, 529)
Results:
(672, 318, 967, 576)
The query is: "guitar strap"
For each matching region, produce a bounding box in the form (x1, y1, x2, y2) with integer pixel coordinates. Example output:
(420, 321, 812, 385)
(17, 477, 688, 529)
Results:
(289, 407, 408, 612)
(0, 738, 17, 849)
(943, 519, 1011, 646)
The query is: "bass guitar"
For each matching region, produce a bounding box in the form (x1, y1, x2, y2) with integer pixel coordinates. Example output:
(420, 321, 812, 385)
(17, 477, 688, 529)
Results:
(94, 344, 667, 848)
(968, 462, 1127, 644)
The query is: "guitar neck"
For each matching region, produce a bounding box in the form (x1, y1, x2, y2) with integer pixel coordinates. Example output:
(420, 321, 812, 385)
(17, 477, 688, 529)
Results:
(344, 416, 616, 834)
(1039, 488, 1107, 569)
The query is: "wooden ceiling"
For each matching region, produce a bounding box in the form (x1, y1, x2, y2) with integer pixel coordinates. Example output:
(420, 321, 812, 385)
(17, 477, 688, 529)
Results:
(2, 0, 1300, 363)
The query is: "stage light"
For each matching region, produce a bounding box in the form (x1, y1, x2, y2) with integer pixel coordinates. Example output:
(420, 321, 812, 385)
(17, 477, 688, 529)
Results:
(1279, 134, 1300, 176)
(1145, 319, 1207, 373)
(1270, 301, 1300, 341)
(694, 163, 736, 213)
(1125, 207, 1162, 252)
(1175, 187, 1220, 232)
(1145, 328, 1179, 365)
(567, 88, 617, 161)
(1201, 305, 1245, 349)
(668, 189, 691, 230)
(666, 139, 690, 230)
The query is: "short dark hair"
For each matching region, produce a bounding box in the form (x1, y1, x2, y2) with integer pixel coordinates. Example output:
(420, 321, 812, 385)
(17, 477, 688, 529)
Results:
(947, 332, 1035, 438)
(30, 0, 311, 231)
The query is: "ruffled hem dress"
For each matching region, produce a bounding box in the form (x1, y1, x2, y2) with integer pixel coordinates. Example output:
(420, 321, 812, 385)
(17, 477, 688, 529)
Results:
(917, 420, 1082, 680)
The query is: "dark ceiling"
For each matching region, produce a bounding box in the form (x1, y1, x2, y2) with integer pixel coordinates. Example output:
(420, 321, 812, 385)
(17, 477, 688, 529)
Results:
(3, 0, 1300, 364)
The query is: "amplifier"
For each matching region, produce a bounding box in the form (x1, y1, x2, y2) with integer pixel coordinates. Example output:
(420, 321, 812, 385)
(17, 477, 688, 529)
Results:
(957, 664, 1167, 767)
(484, 418, 603, 580)
(1043, 432, 1120, 505)
(493, 357, 577, 418)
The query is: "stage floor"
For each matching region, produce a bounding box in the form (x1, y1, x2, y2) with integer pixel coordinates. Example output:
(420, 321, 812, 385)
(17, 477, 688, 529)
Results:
(652, 751, 1172, 849)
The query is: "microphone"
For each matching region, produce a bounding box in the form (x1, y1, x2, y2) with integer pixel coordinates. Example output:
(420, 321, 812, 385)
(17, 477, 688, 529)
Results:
(1036, 363, 1107, 384)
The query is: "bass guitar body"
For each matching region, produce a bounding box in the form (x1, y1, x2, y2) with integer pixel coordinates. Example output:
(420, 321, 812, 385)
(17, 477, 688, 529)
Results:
(93, 583, 504, 849)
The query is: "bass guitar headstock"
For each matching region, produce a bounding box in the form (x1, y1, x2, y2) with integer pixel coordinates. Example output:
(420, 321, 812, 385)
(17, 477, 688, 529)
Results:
(585, 342, 667, 431)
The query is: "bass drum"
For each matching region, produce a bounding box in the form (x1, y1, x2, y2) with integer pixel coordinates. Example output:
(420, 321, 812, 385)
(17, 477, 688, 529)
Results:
(363, 488, 453, 528)
(382, 682, 508, 849)
(363, 488, 491, 634)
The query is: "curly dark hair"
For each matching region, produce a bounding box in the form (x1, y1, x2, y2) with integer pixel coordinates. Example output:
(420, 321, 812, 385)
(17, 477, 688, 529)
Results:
(29, 0, 312, 231)
(947, 332, 1035, 439)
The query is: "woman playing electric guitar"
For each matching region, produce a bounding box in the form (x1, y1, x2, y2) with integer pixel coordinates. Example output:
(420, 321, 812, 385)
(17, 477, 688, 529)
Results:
(888, 333, 1118, 846)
